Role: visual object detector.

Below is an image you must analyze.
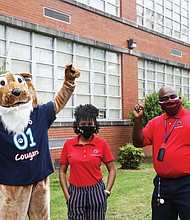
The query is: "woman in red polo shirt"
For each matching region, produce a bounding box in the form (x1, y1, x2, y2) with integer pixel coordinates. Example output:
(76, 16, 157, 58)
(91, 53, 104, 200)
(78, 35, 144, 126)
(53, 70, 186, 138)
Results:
(59, 104, 116, 220)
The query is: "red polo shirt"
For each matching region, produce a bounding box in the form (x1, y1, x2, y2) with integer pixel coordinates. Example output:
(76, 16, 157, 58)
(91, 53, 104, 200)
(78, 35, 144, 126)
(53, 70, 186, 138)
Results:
(143, 107, 190, 178)
(59, 135, 114, 187)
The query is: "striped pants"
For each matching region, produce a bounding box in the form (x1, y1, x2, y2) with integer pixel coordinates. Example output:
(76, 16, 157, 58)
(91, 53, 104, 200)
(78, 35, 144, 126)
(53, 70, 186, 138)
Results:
(67, 180, 107, 220)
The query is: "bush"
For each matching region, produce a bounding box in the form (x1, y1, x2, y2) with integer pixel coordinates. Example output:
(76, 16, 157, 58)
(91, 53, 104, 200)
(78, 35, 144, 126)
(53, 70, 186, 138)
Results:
(129, 92, 163, 128)
(118, 143, 144, 169)
(142, 92, 163, 127)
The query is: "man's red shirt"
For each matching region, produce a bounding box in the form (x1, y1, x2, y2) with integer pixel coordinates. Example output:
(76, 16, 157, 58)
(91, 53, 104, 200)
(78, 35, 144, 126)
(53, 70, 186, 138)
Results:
(143, 107, 190, 178)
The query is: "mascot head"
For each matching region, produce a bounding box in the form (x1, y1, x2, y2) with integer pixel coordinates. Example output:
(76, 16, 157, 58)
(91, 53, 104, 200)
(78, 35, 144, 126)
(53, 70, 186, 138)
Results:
(0, 72, 37, 134)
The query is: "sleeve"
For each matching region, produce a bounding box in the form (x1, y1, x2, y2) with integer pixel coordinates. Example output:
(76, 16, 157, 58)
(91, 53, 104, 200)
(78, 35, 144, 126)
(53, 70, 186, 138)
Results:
(142, 119, 154, 146)
(39, 101, 56, 128)
(102, 139, 114, 164)
(59, 141, 69, 165)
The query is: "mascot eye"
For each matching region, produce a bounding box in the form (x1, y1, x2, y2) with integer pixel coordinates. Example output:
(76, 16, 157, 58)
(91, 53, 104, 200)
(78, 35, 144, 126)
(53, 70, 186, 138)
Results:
(0, 80, 5, 86)
(14, 75, 25, 84)
(0, 77, 7, 87)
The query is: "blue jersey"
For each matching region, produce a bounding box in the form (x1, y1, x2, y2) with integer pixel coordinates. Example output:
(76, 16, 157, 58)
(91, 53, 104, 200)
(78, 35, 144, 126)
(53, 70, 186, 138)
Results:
(0, 101, 56, 186)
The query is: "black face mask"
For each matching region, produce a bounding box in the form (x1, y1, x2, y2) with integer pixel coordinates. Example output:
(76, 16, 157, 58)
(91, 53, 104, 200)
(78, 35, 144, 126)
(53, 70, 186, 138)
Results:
(79, 126, 96, 139)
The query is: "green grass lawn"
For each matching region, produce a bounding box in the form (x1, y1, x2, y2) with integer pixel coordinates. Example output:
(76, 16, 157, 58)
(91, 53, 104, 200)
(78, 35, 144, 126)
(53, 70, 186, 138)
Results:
(50, 162, 156, 220)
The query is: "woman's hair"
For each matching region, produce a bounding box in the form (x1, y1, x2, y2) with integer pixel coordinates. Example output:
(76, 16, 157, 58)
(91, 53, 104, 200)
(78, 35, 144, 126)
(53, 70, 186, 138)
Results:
(73, 104, 100, 134)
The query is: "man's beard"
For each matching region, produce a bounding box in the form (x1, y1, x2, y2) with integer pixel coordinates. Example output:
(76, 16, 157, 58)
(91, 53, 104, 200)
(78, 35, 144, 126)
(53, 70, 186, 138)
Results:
(0, 100, 33, 134)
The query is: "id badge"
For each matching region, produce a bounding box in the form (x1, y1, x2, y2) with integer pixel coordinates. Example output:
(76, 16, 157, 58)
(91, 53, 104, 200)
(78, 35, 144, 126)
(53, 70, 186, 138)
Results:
(157, 144, 165, 161)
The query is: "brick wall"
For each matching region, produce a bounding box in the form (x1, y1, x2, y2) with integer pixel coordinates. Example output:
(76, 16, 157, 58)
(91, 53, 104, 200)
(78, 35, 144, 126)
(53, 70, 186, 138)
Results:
(122, 54, 139, 119)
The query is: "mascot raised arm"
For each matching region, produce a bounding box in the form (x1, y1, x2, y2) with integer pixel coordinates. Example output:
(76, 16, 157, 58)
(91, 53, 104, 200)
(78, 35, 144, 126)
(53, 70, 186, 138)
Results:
(0, 64, 80, 220)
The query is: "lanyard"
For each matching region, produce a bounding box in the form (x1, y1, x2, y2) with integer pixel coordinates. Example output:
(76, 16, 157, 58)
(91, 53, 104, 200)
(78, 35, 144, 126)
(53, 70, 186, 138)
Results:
(164, 118, 179, 143)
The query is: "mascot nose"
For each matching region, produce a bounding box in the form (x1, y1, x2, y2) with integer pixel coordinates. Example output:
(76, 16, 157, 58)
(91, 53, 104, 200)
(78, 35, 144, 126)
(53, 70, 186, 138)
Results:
(12, 88, 21, 96)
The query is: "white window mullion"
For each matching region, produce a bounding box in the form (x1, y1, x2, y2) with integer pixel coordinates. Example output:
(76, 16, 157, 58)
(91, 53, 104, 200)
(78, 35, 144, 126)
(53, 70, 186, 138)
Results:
(119, 56, 122, 119)
(105, 54, 109, 119)
(90, 48, 94, 104)
(31, 33, 36, 82)
(53, 38, 57, 99)
(5, 27, 11, 72)
(73, 43, 77, 108)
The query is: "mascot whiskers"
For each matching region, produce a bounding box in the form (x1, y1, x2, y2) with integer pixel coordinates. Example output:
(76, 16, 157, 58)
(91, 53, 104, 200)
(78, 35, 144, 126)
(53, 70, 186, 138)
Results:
(0, 64, 80, 220)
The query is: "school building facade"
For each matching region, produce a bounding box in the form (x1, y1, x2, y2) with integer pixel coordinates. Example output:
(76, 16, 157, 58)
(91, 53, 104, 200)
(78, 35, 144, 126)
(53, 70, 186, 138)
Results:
(1, 0, 190, 166)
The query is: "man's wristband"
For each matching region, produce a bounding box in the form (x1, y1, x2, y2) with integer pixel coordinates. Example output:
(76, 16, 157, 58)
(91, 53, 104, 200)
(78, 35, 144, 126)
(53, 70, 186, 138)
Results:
(104, 190, 111, 197)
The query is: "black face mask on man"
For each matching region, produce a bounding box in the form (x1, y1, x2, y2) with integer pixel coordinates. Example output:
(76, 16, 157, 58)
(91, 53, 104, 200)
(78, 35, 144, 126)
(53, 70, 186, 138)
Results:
(79, 126, 96, 139)
(159, 97, 182, 116)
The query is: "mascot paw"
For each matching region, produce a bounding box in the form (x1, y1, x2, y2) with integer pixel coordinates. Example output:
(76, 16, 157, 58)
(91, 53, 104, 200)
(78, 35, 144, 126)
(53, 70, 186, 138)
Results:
(64, 64, 80, 83)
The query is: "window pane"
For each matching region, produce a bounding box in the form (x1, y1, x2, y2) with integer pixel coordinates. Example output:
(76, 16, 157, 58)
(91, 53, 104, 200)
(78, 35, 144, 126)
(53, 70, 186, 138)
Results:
(175, 76, 181, 84)
(59, 108, 73, 119)
(147, 70, 155, 80)
(109, 109, 120, 119)
(109, 85, 120, 96)
(183, 78, 189, 86)
(93, 48, 105, 59)
(0, 58, 6, 69)
(93, 60, 105, 72)
(57, 40, 72, 53)
(12, 60, 31, 73)
(35, 48, 53, 63)
(11, 43, 31, 60)
(78, 70, 90, 82)
(157, 72, 164, 81)
(36, 64, 53, 77)
(35, 35, 53, 49)
(109, 75, 119, 85)
(76, 56, 90, 69)
(36, 77, 54, 91)
(10, 28, 31, 44)
(76, 45, 89, 56)
(107, 52, 119, 62)
(90, 0, 104, 11)
(107, 4, 118, 16)
(0, 41, 6, 56)
(94, 83, 106, 95)
(57, 52, 72, 66)
(0, 25, 5, 38)
(94, 96, 106, 107)
(94, 72, 106, 84)
(75, 81, 90, 93)
(37, 92, 54, 104)
(138, 80, 145, 90)
(76, 95, 90, 105)
(109, 97, 120, 108)
(138, 68, 145, 78)
(108, 63, 119, 74)
(166, 74, 174, 83)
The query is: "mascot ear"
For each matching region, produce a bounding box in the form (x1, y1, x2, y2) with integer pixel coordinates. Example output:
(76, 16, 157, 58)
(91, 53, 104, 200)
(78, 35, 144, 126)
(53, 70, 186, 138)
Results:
(20, 72, 38, 108)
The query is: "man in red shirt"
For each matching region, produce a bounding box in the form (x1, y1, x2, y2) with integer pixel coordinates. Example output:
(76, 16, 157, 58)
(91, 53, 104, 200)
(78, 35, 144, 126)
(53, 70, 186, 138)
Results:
(132, 85, 190, 220)
(59, 104, 116, 220)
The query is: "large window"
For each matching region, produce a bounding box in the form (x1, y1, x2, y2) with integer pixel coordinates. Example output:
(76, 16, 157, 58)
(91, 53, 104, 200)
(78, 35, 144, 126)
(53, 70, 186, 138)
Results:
(0, 25, 121, 121)
(137, 0, 190, 43)
(138, 59, 190, 101)
(76, 0, 120, 16)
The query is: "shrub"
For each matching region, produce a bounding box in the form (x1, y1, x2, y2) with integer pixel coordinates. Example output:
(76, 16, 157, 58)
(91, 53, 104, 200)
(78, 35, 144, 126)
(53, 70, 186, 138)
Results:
(129, 92, 163, 128)
(118, 143, 144, 169)
(0, 62, 8, 74)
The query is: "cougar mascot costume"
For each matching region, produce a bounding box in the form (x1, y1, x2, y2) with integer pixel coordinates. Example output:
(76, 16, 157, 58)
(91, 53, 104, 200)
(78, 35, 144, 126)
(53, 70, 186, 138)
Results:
(0, 64, 80, 220)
